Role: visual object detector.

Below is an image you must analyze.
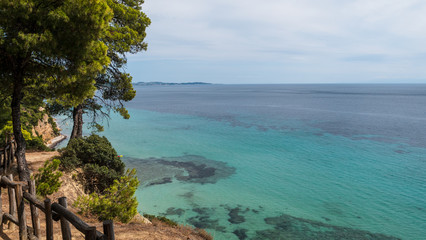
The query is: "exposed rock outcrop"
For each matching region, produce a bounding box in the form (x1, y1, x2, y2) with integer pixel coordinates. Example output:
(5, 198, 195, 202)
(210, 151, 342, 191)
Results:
(31, 113, 61, 145)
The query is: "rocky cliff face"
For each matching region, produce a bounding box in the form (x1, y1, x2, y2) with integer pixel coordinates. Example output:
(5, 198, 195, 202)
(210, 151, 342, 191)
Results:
(31, 113, 60, 145)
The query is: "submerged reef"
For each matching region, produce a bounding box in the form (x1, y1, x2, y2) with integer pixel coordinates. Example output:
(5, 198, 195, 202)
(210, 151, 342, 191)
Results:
(254, 214, 401, 240)
(125, 155, 236, 186)
(161, 203, 400, 240)
(187, 207, 226, 232)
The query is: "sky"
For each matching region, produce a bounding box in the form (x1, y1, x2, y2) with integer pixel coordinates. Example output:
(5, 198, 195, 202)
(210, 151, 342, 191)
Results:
(127, 0, 426, 84)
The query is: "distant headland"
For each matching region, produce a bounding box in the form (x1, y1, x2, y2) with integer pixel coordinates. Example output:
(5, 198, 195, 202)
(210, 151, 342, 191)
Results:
(133, 82, 212, 86)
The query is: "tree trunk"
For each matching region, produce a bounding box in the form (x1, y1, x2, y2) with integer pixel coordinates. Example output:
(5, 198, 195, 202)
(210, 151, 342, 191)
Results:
(11, 72, 31, 181)
(70, 104, 84, 140)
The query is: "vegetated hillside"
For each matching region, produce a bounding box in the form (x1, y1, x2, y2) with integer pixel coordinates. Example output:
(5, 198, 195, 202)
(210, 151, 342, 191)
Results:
(3, 151, 212, 240)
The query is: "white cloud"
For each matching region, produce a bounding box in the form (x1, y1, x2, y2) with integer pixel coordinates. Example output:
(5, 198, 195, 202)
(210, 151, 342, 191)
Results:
(131, 0, 426, 83)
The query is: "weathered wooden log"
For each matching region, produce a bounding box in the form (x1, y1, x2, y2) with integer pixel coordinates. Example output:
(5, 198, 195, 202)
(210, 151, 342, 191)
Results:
(103, 220, 115, 240)
(51, 203, 91, 233)
(3, 212, 18, 225)
(29, 180, 40, 237)
(58, 197, 72, 240)
(10, 140, 14, 166)
(3, 145, 9, 173)
(23, 192, 46, 214)
(50, 203, 105, 239)
(2, 175, 19, 187)
(44, 198, 53, 240)
(8, 141, 13, 171)
(8, 174, 16, 230)
(85, 226, 97, 240)
(0, 186, 2, 232)
(0, 149, 4, 174)
(16, 184, 28, 240)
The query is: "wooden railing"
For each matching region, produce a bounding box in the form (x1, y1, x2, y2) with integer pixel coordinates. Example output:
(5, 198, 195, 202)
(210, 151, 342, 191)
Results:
(0, 175, 115, 240)
(0, 140, 16, 174)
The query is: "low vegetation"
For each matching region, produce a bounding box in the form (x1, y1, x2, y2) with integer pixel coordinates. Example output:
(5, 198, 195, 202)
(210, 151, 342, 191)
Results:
(59, 134, 140, 223)
(59, 134, 125, 193)
(33, 159, 63, 196)
(74, 169, 139, 223)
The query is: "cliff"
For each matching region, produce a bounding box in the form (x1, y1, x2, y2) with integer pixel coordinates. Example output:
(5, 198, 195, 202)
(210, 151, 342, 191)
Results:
(31, 113, 65, 147)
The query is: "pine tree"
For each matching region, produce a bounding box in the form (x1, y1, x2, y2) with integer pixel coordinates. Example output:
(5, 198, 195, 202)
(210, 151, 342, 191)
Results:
(0, 0, 112, 180)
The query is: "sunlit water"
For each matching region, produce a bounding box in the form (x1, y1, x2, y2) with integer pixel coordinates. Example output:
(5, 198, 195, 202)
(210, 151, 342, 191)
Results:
(58, 84, 426, 240)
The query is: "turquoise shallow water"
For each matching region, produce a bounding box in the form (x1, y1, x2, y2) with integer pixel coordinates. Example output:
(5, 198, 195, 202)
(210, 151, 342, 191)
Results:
(99, 108, 425, 240)
(58, 84, 426, 239)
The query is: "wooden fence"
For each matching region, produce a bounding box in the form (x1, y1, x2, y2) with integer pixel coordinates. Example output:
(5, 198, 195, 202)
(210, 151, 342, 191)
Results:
(0, 139, 115, 239)
(0, 175, 115, 240)
(0, 139, 15, 174)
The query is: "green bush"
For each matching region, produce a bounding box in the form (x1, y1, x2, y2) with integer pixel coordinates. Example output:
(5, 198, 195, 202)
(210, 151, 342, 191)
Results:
(59, 134, 125, 193)
(27, 136, 51, 151)
(74, 169, 140, 223)
(34, 159, 63, 196)
(82, 163, 121, 193)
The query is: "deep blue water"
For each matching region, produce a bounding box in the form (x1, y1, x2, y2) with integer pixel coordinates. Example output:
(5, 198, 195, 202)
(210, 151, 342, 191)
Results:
(61, 84, 426, 239)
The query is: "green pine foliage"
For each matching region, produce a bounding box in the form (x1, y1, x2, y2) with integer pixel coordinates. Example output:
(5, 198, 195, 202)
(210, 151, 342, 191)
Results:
(74, 169, 139, 223)
(59, 134, 125, 193)
(82, 163, 121, 193)
(34, 159, 63, 196)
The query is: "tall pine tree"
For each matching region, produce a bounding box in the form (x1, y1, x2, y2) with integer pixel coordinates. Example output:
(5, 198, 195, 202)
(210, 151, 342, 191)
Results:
(66, 0, 150, 139)
(0, 0, 112, 180)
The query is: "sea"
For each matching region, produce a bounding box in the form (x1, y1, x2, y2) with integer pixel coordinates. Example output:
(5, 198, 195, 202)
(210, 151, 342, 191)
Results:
(57, 84, 426, 240)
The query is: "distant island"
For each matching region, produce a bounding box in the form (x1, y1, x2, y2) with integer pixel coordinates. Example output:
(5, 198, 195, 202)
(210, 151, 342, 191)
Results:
(133, 82, 212, 86)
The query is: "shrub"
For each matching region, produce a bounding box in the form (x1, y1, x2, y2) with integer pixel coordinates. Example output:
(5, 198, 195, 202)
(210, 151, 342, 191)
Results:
(59, 134, 125, 193)
(74, 169, 140, 223)
(82, 163, 121, 193)
(27, 136, 51, 151)
(34, 159, 63, 196)
(60, 134, 124, 172)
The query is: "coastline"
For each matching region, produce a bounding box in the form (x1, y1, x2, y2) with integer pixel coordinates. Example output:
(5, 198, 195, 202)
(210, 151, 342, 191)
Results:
(47, 134, 67, 149)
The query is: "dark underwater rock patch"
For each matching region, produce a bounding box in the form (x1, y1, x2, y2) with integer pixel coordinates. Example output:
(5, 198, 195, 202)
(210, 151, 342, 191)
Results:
(179, 191, 194, 199)
(124, 155, 236, 186)
(147, 177, 173, 186)
(162, 207, 185, 217)
(227, 207, 247, 224)
(233, 228, 248, 240)
(253, 214, 401, 240)
(186, 207, 226, 232)
(157, 160, 216, 181)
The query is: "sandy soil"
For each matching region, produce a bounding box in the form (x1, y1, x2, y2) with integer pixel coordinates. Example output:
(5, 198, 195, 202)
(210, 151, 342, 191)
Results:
(0, 152, 212, 240)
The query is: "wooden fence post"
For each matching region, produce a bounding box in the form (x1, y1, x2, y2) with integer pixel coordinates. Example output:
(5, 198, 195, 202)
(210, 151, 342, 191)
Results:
(58, 197, 71, 240)
(9, 141, 13, 169)
(103, 220, 115, 240)
(15, 184, 27, 240)
(44, 198, 53, 240)
(4, 148, 8, 174)
(1, 150, 3, 174)
(85, 226, 97, 240)
(0, 186, 3, 232)
(29, 180, 40, 237)
(7, 174, 16, 230)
